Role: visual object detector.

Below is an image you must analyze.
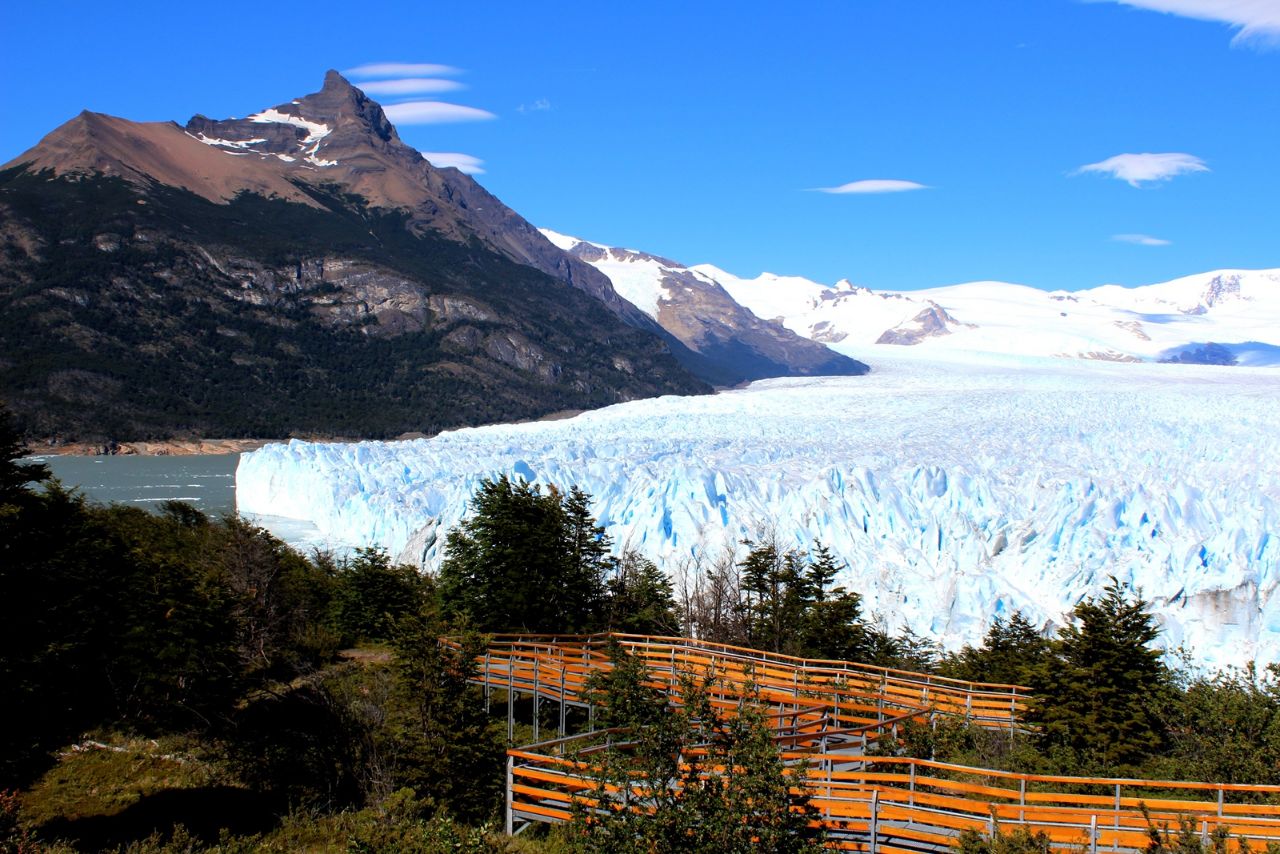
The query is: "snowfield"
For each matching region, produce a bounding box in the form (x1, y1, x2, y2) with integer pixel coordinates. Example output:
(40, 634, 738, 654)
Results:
(237, 351, 1280, 669)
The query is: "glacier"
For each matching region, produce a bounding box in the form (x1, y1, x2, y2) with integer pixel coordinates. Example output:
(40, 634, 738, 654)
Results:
(237, 350, 1280, 669)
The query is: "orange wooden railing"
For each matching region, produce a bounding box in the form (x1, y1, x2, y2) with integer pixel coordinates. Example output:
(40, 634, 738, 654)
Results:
(464, 632, 1028, 735)
(506, 727, 1280, 853)
(464, 634, 1280, 851)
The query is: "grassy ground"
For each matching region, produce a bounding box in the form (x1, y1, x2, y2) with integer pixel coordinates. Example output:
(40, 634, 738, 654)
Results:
(6, 685, 584, 852)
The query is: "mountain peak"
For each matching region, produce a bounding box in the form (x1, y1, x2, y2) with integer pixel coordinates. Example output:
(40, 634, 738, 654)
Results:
(322, 69, 353, 92)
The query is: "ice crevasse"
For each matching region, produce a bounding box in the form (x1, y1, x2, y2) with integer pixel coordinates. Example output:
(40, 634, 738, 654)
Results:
(236, 351, 1280, 669)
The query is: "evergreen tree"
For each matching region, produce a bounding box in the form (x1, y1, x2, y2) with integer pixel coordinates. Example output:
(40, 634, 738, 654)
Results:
(330, 548, 431, 645)
(738, 541, 815, 654)
(438, 475, 608, 632)
(387, 615, 504, 823)
(0, 403, 49, 506)
(1029, 579, 1172, 770)
(943, 611, 1049, 685)
(607, 549, 680, 635)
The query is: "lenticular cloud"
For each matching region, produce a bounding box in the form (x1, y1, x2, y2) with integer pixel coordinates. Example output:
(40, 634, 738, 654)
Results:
(1077, 152, 1209, 187)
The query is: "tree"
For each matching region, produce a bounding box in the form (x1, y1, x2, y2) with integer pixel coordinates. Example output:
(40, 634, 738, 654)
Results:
(1154, 663, 1280, 784)
(1029, 579, 1172, 771)
(739, 540, 816, 654)
(572, 646, 824, 852)
(330, 548, 431, 645)
(385, 615, 505, 823)
(0, 403, 49, 507)
(438, 476, 609, 632)
(606, 549, 680, 635)
(942, 612, 1049, 686)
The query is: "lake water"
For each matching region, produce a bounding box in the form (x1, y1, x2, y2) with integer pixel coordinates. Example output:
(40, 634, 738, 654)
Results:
(35, 453, 240, 515)
(32, 452, 350, 555)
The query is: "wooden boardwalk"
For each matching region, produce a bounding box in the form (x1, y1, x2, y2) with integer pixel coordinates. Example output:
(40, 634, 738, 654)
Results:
(461, 634, 1280, 851)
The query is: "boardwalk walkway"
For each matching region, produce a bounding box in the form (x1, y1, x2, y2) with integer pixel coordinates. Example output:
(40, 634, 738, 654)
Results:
(457, 633, 1280, 852)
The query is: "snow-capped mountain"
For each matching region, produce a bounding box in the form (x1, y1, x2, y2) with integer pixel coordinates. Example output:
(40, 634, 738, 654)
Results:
(0, 72, 714, 441)
(538, 230, 865, 384)
(238, 350, 1280, 669)
(695, 265, 1280, 366)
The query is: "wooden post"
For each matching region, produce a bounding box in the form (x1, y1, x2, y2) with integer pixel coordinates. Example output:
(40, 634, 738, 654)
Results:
(1115, 783, 1122, 847)
(559, 669, 567, 737)
(909, 763, 916, 807)
(870, 788, 880, 854)
(507, 683, 514, 743)
(1218, 786, 1225, 817)
(484, 652, 491, 713)
(533, 657, 540, 743)
(1090, 815, 1098, 854)
(1019, 778, 1026, 822)
(505, 755, 514, 835)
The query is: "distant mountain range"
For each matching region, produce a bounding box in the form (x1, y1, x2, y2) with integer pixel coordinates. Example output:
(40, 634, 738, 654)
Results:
(2, 73, 864, 443)
(539, 230, 862, 383)
(689, 262, 1280, 366)
(544, 229, 1278, 367)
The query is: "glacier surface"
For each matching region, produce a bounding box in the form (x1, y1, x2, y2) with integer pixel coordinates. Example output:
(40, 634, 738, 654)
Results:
(237, 350, 1280, 669)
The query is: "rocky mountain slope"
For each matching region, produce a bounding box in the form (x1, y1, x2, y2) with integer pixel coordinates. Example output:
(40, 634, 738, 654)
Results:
(0, 72, 711, 442)
(539, 230, 866, 384)
(693, 264, 1280, 366)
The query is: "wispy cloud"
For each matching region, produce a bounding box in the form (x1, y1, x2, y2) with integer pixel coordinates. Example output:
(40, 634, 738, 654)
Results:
(357, 78, 464, 96)
(1094, 1, 1280, 48)
(345, 62, 461, 77)
(422, 152, 485, 175)
(383, 101, 497, 125)
(812, 179, 930, 194)
(1076, 152, 1208, 187)
(517, 98, 552, 114)
(1113, 233, 1172, 246)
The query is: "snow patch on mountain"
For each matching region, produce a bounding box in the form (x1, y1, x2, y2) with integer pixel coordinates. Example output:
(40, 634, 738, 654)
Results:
(685, 265, 1280, 365)
(237, 351, 1280, 669)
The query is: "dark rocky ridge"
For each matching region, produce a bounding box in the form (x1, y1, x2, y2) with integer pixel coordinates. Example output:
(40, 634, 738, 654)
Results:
(558, 240, 867, 384)
(0, 71, 718, 442)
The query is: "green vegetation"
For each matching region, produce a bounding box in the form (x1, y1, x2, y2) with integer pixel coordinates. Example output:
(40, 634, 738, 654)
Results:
(678, 538, 937, 669)
(7, 407, 1280, 851)
(569, 646, 823, 853)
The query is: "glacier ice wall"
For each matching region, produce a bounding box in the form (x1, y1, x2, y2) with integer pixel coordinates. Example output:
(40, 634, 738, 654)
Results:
(236, 351, 1280, 668)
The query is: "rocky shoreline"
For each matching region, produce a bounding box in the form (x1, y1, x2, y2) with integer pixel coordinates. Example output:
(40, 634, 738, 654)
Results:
(28, 438, 274, 457)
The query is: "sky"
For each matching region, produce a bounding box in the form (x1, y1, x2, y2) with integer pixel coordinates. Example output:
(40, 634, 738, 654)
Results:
(2, 0, 1277, 292)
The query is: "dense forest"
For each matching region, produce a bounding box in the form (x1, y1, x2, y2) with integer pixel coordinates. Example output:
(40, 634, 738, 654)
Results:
(0, 168, 706, 443)
(4, 404, 1280, 853)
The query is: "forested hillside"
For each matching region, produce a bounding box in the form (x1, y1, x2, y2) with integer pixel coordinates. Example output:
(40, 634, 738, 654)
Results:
(4, 407, 1280, 852)
(0, 168, 706, 443)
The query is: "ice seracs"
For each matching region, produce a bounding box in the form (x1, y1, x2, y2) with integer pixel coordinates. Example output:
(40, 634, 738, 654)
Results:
(237, 351, 1280, 670)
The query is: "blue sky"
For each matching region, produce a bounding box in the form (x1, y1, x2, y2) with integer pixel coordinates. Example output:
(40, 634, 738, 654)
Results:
(2, 0, 1277, 291)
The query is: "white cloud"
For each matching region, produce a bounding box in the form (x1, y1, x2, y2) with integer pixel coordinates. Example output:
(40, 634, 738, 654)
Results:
(1076, 152, 1208, 187)
(1113, 233, 1172, 246)
(357, 78, 464, 96)
(422, 152, 485, 175)
(517, 98, 552, 114)
(813, 179, 930, 194)
(383, 101, 497, 124)
(1095, 1, 1280, 48)
(345, 62, 461, 78)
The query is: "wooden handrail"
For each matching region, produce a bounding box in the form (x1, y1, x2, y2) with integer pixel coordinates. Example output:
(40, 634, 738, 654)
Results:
(490, 634, 1280, 852)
